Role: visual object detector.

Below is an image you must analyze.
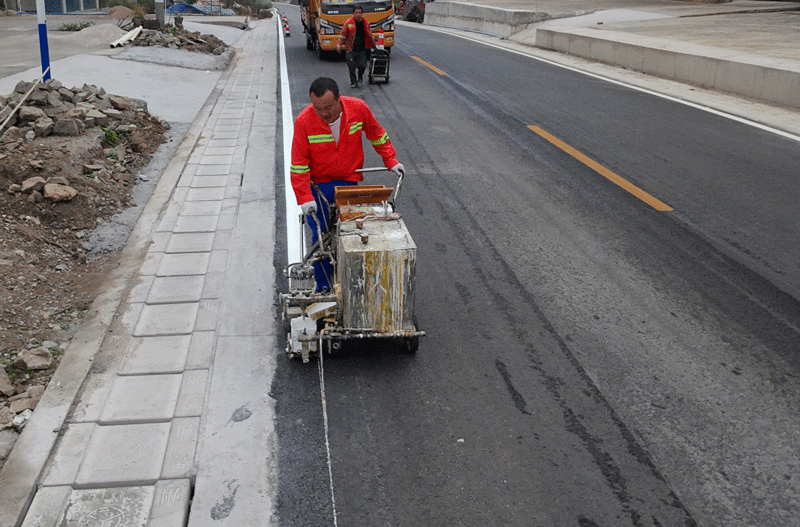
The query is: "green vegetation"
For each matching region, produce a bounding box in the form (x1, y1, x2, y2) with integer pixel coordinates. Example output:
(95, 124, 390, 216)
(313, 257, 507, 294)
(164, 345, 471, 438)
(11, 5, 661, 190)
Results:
(100, 126, 124, 147)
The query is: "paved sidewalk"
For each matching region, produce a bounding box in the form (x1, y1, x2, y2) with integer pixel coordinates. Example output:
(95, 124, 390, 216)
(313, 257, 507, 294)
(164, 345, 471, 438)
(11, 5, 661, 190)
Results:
(0, 16, 279, 527)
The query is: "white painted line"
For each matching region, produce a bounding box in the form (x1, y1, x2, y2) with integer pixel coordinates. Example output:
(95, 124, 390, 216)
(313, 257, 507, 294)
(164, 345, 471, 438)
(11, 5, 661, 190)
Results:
(279, 20, 303, 265)
(318, 339, 339, 527)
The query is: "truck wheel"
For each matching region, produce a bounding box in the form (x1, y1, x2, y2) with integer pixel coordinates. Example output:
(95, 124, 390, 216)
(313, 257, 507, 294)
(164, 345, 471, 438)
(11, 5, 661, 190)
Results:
(306, 34, 314, 50)
(317, 41, 327, 60)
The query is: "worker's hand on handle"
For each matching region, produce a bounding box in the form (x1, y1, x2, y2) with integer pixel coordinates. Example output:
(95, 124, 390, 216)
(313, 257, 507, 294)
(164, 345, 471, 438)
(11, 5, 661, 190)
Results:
(300, 200, 317, 216)
(390, 163, 405, 178)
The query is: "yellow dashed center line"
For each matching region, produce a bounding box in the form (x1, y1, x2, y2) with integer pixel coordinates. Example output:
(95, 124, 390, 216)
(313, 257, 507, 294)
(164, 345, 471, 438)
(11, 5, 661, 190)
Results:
(528, 125, 673, 212)
(412, 56, 447, 76)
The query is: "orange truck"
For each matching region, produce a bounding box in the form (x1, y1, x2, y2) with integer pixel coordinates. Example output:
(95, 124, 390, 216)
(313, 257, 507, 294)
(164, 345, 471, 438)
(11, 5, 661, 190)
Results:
(300, 0, 396, 60)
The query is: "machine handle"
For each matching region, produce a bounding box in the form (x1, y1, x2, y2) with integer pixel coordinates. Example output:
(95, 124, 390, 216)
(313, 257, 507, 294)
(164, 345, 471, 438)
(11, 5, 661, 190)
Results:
(354, 167, 404, 207)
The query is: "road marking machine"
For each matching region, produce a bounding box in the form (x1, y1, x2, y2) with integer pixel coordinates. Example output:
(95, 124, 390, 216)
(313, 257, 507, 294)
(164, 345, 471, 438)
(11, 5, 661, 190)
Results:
(281, 169, 424, 362)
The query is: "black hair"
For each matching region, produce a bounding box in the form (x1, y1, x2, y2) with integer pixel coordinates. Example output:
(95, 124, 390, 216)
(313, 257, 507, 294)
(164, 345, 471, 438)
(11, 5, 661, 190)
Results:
(353, 6, 363, 12)
(309, 77, 340, 99)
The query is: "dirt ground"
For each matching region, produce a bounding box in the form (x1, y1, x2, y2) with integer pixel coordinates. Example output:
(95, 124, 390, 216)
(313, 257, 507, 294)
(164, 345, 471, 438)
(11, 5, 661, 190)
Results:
(0, 109, 168, 395)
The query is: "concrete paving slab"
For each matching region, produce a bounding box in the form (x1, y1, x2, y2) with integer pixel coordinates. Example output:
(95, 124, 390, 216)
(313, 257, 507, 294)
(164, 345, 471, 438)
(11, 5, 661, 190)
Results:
(150, 232, 171, 253)
(200, 154, 235, 165)
(202, 272, 226, 299)
(157, 252, 211, 276)
(139, 252, 164, 276)
(204, 147, 237, 157)
(176, 370, 209, 417)
(75, 423, 171, 487)
(133, 303, 199, 337)
(149, 479, 192, 526)
(165, 232, 216, 253)
(217, 212, 236, 231)
(195, 299, 222, 332)
(20, 485, 71, 527)
(207, 138, 238, 148)
(172, 214, 219, 233)
(119, 335, 192, 375)
(99, 374, 182, 424)
(70, 373, 115, 423)
(41, 423, 95, 487)
(186, 187, 227, 202)
(189, 175, 229, 188)
(147, 275, 206, 304)
(62, 486, 156, 524)
(156, 212, 179, 233)
(129, 275, 156, 304)
(186, 331, 216, 370)
(197, 164, 232, 176)
(162, 418, 202, 480)
(209, 131, 239, 139)
(181, 200, 224, 217)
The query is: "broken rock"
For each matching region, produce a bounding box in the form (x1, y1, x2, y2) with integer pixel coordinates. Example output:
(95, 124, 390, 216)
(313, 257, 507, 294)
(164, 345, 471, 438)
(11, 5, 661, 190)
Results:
(0, 366, 15, 396)
(14, 346, 53, 370)
(53, 118, 80, 136)
(0, 126, 23, 143)
(43, 183, 78, 202)
(20, 176, 46, 194)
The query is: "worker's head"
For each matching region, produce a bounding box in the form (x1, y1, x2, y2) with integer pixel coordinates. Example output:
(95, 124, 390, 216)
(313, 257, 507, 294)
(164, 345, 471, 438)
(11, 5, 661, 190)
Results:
(353, 6, 363, 21)
(309, 77, 342, 124)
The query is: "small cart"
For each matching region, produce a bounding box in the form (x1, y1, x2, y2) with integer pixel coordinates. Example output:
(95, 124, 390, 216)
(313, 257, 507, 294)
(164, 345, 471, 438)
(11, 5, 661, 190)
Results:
(368, 48, 390, 84)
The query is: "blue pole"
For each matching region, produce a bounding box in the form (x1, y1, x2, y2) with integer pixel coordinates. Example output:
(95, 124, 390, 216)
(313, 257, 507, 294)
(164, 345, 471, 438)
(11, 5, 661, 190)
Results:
(36, 0, 51, 81)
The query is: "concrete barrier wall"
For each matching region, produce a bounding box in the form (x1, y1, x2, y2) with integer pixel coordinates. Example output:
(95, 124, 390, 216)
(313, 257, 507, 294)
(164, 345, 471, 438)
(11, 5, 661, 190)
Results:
(424, 1, 545, 38)
(536, 27, 800, 110)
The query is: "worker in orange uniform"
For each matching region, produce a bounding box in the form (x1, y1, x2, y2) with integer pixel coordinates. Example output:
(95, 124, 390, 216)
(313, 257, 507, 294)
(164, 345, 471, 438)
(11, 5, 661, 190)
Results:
(336, 6, 376, 88)
(291, 77, 406, 292)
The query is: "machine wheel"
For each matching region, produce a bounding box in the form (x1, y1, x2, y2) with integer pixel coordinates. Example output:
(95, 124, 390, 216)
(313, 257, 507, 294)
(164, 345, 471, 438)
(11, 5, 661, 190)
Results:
(306, 34, 314, 50)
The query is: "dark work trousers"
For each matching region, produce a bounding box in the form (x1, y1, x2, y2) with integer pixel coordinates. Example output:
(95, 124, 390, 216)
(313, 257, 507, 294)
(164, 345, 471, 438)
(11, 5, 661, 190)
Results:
(308, 179, 357, 292)
(346, 50, 369, 84)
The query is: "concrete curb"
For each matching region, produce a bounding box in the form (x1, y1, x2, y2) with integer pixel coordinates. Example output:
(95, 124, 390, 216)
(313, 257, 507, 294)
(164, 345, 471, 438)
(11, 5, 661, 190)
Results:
(535, 26, 800, 110)
(0, 64, 221, 527)
(424, 1, 547, 37)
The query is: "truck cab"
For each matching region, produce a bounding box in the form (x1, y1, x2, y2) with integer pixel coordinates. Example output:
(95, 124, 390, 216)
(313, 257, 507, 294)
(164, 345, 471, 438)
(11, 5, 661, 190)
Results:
(300, 0, 396, 60)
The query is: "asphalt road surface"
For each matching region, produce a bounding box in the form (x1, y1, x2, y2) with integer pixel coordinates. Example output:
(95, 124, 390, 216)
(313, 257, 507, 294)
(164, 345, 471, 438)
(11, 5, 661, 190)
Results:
(272, 8, 800, 527)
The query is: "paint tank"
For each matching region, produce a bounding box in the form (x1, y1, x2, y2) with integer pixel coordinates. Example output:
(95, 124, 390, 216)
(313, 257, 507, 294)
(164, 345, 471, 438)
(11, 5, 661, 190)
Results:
(337, 216, 417, 332)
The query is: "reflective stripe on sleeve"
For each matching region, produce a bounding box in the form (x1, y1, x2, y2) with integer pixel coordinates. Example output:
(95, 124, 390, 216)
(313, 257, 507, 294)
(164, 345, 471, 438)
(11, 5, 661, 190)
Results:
(370, 132, 389, 146)
(291, 164, 310, 173)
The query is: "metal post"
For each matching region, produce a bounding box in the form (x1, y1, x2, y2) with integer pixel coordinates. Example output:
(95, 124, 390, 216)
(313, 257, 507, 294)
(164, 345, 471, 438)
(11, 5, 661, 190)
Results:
(35, 0, 51, 81)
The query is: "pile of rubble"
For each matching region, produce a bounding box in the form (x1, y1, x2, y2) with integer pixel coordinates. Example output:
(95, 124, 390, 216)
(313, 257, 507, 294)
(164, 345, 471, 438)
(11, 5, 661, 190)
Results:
(1, 79, 152, 204)
(132, 27, 230, 55)
(0, 79, 168, 464)
(1, 79, 148, 142)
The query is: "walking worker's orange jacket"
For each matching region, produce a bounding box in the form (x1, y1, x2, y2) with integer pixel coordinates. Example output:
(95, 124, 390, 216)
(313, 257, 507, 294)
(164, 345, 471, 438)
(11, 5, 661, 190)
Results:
(337, 16, 376, 52)
(291, 96, 399, 205)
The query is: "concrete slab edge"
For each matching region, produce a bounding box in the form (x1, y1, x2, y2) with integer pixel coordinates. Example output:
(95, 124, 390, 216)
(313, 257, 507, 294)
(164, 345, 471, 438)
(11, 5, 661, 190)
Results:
(0, 69, 224, 527)
(535, 27, 800, 110)
(425, 1, 548, 38)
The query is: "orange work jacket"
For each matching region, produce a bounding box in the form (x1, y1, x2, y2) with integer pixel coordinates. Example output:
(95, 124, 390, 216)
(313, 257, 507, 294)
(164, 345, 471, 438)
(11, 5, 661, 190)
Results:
(291, 96, 398, 205)
(337, 16, 376, 51)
